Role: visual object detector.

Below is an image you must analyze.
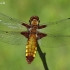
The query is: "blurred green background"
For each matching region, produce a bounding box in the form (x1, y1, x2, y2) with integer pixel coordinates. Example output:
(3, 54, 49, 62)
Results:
(0, 0, 70, 70)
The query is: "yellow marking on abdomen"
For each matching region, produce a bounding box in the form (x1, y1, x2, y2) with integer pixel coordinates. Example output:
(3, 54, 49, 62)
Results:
(26, 34, 37, 64)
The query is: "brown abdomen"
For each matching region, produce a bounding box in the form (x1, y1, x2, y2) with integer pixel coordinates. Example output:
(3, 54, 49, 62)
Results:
(26, 34, 37, 64)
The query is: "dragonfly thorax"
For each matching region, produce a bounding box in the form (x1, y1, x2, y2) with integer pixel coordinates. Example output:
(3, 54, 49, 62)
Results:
(31, 19, 39, 25)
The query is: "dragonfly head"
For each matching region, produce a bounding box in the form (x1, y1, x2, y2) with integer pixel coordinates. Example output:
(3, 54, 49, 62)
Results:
(29, 16, 40, 25)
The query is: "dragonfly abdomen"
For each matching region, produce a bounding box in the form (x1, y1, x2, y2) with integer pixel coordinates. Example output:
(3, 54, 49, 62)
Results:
(26, 34, 37, 64)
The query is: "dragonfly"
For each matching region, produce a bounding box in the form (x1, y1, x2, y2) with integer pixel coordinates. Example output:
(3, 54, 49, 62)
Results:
(0, 13, 70, 64)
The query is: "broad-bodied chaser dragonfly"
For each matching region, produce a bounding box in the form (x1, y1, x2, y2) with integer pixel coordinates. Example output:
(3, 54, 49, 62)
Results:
(0, 13, 70, 64)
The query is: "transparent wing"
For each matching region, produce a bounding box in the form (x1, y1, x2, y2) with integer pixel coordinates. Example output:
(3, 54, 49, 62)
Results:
(46, 18, 70, 26)
(0, 12, 27, 30)
(0, 30, 27, 45)
(39, 18, 70, 48)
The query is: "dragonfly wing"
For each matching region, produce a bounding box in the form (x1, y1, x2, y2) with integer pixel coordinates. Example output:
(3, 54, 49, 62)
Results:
(0, 13, 27, 30)
(0, 30, 27, 45)
(46, 18, 70, 26)
(39, 18, 70, 48)
(39, 34, 70, 48)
